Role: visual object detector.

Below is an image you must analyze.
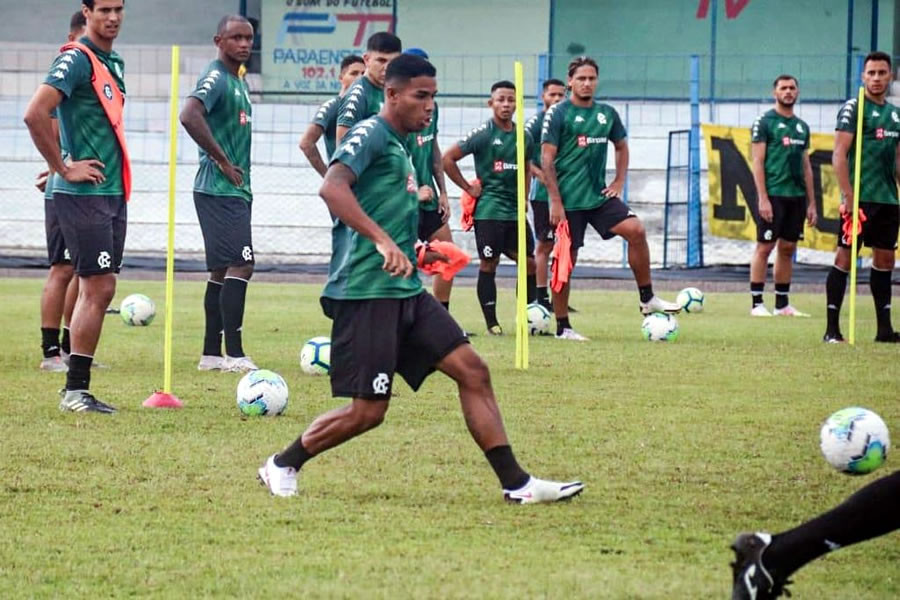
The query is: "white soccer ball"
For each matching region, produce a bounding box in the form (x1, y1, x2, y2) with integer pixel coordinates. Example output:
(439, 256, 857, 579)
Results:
(820, 407, 890, 475)
(120, 293, 156, 326)
(641, 312, 679, 342)
(236, 369, 288, 417)
(526, 302, 552, 335)
(300, 336, 331, 375)
(676, 287, 705, 313)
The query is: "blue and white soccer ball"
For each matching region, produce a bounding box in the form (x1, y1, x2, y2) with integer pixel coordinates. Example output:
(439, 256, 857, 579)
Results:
(676, 287, 704, 313)
(526, 302, 552, 335)
(119, 293, 156, 326)
(641, 312, 679, 342)
(236, 369, 288, 417)
(820, 407, 890, 475)
(300, 336, 331, 375)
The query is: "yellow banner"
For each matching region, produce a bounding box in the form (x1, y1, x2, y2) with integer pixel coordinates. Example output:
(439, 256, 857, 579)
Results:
(702, 123, 843, 252)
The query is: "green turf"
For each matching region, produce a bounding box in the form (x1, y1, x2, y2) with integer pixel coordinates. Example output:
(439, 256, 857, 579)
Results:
(1, 277, 897, 598)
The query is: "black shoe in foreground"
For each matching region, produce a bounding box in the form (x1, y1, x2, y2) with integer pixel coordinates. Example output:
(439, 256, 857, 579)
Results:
(874, 331, 900, 343)
(58, 389, 118, 414)
(823, 332, 845, 344)
(730, 532, 790, 600)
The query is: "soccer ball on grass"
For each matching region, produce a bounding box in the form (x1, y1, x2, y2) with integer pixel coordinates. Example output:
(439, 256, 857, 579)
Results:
(526, 302, 552, 335)
(641, 312, 679, 342)
(300, 336, 331, 375)
(820, 407, 890, 475)
(236, 369, 288, 417)
(676, 287, 704, 313)
(120, 293, 156, 326)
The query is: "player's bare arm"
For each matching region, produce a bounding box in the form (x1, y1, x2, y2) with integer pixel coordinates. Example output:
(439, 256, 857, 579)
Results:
(442, 144, 481, 197)
(180, 97, 243, 187)
(541, 142, 564, 226)
(431, 138, 450, 220)
(320, 163, 413, 278)
(832, 130, 855, 205)
(602, 138, 629, 199)
(299, 123, 328, 177)
(529, 162, 546, 185)
(802, 153, 818, 226)
(751, 141, 772, 222)
(24, 84, 105, 184)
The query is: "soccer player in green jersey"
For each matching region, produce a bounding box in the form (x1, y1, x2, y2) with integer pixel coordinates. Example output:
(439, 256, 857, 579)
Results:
(444, 81, 537, 335)
(335, 32, 401, 145)
(403, 47, 459, 322)
(749, 75, 818, 318)
(525, 78, 566, 311)
(180, 15, 257, 372)
(730, 470, 900, 599)
(299, 54, 365, 177)
(827, 51, 900, 343)
(25, 0, 126, 413)
(37, 11, 86, 373)
(257, 54, 583, 504)
(542, 56, 680, 341)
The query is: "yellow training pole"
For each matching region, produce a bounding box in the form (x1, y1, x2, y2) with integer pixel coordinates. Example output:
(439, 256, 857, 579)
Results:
(848, 86, 864, 346)
(514, 61, 528, 369)
(144, 45, 183, 408)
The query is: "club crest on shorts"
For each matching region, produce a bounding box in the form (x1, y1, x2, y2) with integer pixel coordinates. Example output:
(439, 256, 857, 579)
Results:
(242, 246, 253, 261)
(97, 251, 111, 269)
(372, 373, 389, 395)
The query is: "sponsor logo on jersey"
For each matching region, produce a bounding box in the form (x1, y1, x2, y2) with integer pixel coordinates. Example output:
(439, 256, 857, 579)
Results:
(417, 133, 434, 146)
(493, 160, 517, 172)
(782, 136, 804, 146)
(875, 128, 899, 139)
(407, 173, 417, 192)
(577, 134, 608, 147)
(239, 110, 248, 125)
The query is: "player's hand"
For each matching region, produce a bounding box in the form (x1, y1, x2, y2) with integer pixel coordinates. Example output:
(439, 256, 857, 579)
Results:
(549, 199, 565, 227)
(757, 196, 773, 222)
(376, 237, 414, 278)
(417, 185, 434, 203)
(218, 161, 244, 187)
(438, 191, 450, 223)
(61, 159, 106, 184)
(602, 181, 623, 199)
(806, 203, 818, 228)
(422, 249, 449, 266)
(35, 170, 49, 192)
(466, 180, 482, 198)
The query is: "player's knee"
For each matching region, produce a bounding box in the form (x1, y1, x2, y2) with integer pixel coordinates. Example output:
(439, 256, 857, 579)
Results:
(49, 263, 75, 284)
(776, 241, 796, 257)
(536, 240, 553, 256)
(479, 258, 499, 273)
(229, 264, 254, 280)
(350, 400, 388, 431)
(526, 257, 536, 274)
(82, 274, 116, 306)
(460, 352, 492, 390)
(625, 219, 647, 242)
(209, 269, 227, 283)
(834, 248, 851, 270)
(872, 250, 895, 271)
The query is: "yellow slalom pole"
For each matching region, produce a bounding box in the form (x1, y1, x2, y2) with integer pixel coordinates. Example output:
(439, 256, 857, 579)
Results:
(144, 45, 182, 408)
(848, 86, 864, 346)
(514, 61, 528, 369)
(163, 45, 180, 391)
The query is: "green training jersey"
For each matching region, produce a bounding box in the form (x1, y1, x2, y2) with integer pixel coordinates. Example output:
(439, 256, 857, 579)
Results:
(43, 36, 126, 197)
(458, 119, 532, 221)
(525, 109, 547, 202)
(541, 99, 627, 211)
(324, 116, 423, 300)
(751, 109, 809, 198)
(189, 60, 253, 201)
(337, 76, 383, 130)
(312, 95, 340, 160)
(407, 102, 439, 212)
(836, 97, 900, 205)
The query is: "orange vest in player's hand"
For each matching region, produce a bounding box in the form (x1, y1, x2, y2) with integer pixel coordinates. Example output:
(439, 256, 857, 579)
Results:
(60, 41, 132, 202)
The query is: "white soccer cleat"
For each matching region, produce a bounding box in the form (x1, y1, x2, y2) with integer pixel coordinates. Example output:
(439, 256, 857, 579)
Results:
(257, 454, 298, 497)
(197, 355, 226, 371)
(40, 355, 68, 372)
(555, 328, 590, 341)
(750, 304, 773, 317)
(773, 305, 811, 318)
(222, 355, 259, 373)
(504, 476, 584, 504)
(639, 295, 682, 315)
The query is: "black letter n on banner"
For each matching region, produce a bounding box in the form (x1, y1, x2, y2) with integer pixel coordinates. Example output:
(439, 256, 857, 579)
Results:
(711, 136, 757, 223)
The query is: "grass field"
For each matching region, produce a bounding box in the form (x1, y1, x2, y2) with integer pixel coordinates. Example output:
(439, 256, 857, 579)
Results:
(1, 276, 898, 598)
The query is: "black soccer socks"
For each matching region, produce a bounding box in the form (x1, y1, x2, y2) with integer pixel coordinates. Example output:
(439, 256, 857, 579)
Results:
(825, 266, 848, 334)
(774, 282, 790, 310)
(870, 267, 894, 337)
(477, 270, 499, 328)
(203, 280, 224, 356)
(66, 353, 93, 391)
(750, 281, 765, 309)
(41, 327, 61, 358)
(485, 445, 530, 490)
(221, 276, 248, 358)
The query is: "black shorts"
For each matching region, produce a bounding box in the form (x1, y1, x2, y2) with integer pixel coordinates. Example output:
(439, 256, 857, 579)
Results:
(53, 193, 126, 276)
(194, 192, 254, 271)
(321, 292, 469, 400)
(756, 196, 806, 243)
(418, 208, 444, 241)
(473, 219, 535, 260)
(531, 201, 554, 243)
(837, 202, 900, 250)
(566, 197, 636, 249)
(44, 197, 71, 265)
